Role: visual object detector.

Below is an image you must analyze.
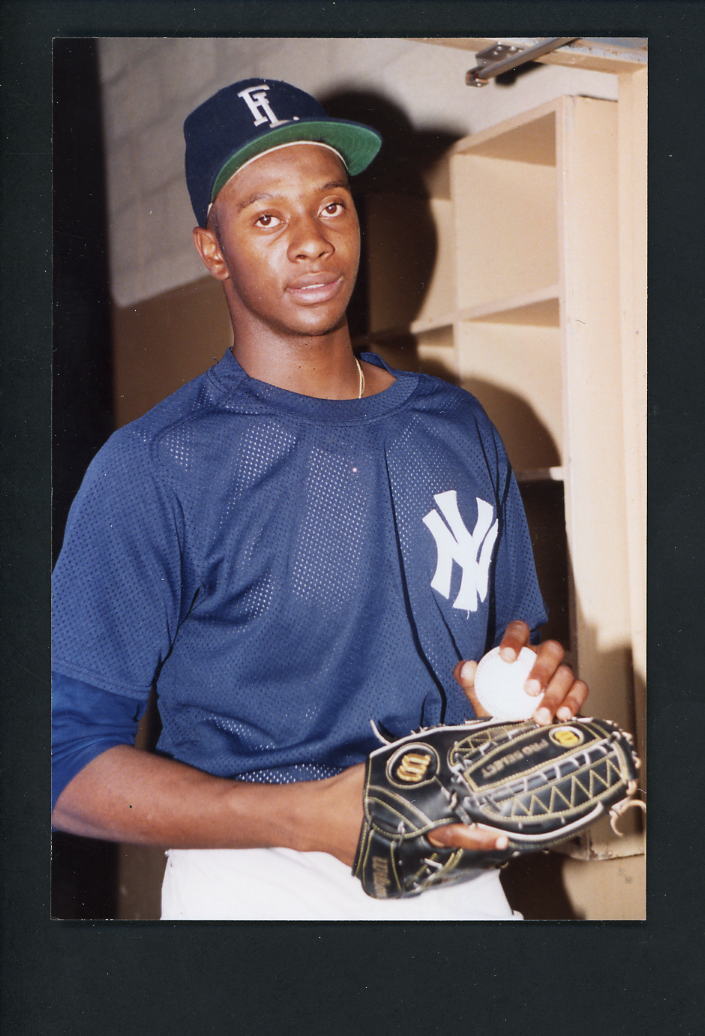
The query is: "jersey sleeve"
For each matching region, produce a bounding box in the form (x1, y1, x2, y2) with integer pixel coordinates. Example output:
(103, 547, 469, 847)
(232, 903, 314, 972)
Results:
(51, 671, 147, 812)
(52, 426, 195, 699)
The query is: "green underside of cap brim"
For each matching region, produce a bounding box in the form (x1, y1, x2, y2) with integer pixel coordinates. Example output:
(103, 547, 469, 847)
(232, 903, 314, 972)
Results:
(211, 119, 382, 203)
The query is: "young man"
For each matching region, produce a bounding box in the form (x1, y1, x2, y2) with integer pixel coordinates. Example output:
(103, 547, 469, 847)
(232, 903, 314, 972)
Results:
(52, 79, 588, 920)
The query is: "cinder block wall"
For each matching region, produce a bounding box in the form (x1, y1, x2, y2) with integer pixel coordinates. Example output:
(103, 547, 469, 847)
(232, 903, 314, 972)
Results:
(98, 37, 617, 308)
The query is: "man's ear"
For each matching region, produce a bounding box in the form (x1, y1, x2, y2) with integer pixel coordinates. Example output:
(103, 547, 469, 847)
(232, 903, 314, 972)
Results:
(192, 225, 230, 281)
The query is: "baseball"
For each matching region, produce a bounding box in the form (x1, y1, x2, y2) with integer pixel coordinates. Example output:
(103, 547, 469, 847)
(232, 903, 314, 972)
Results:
(473, 645, 541, 721)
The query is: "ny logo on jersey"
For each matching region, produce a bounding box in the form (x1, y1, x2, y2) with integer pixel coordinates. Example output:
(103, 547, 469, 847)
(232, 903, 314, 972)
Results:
(237, 84, 295, 129)
(422, 490, 498, 613)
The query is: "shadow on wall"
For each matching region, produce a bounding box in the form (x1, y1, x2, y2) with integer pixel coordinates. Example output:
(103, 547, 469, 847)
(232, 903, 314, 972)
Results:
(321, 86, 463, 194)
(320, 87, 466, 337)
(501, 848, 584, 920)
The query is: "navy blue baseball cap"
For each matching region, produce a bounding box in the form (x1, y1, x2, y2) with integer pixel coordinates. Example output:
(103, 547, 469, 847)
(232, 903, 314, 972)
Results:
(184, 78, 382, 226)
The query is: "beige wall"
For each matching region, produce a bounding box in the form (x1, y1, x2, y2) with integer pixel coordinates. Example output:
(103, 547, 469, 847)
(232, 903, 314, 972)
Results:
(111, 277, 231, 426)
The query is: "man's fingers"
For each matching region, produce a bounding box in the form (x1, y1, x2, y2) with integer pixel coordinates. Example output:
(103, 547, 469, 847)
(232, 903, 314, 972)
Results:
(453, 659, 492, 717)
(498, 620, 531, 662)
(524, 638, 565, 691)
(554, 679, 589, 722)
(453, 628, 589, 725)
(532, 662, 573, 724)
(428, 823, 508, 852)
(533, 666, 589, 724)
(453, 658, 477, 689)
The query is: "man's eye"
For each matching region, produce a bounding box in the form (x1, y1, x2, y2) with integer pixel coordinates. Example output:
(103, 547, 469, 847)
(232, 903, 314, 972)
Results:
(322, 202, 344, 216)
(254, 213, 280, 228)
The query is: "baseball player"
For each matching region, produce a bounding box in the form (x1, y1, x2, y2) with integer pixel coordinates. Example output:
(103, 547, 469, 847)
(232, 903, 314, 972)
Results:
(51, 78, 588, 920)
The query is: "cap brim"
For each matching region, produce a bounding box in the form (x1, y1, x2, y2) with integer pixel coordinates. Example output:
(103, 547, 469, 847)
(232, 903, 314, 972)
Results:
(211, 119, 382, 202)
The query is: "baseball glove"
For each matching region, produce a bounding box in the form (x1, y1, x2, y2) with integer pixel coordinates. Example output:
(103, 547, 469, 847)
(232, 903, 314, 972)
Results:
(352, 716, 643, 899)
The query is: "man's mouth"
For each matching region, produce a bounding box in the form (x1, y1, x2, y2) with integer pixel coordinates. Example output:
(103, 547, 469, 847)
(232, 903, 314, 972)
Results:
(286, 274, 344, 305)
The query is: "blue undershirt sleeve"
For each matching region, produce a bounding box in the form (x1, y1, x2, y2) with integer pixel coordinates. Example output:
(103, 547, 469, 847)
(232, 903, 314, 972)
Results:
(52, 670, 147, 813)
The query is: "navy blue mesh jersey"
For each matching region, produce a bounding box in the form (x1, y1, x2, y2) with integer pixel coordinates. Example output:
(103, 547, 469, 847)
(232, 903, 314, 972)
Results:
(52, 350, 546, 784)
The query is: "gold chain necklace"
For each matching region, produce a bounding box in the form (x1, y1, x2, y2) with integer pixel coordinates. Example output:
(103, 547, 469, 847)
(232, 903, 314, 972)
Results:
(354, 357, 365, 399)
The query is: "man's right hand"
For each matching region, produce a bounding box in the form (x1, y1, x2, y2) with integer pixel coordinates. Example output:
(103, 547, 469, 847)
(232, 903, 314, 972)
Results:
(312, 761, 508, 868)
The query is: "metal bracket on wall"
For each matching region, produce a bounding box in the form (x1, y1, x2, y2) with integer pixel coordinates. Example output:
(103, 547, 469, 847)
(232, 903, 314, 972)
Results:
(466, 38, 578, 86)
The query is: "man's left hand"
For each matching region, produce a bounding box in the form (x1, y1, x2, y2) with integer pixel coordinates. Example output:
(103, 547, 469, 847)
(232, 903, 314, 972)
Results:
(454, 619, 589, 725)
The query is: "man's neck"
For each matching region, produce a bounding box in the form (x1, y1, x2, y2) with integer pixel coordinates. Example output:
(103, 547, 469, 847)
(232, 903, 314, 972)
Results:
(230, 320, 362, 400)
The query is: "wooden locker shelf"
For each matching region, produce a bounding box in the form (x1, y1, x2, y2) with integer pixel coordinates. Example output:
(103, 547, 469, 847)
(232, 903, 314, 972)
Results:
(451, 102, 557, 164)
(459, 287, 560, 327)
(515, 466, 565, 483)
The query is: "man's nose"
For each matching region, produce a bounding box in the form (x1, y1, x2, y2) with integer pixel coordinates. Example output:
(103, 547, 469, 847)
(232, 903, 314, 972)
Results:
(287, 216, 333, 262)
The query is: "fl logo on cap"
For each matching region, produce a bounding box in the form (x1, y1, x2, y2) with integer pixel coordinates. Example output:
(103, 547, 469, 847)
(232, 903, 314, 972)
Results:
(237, 84, 297, 129)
